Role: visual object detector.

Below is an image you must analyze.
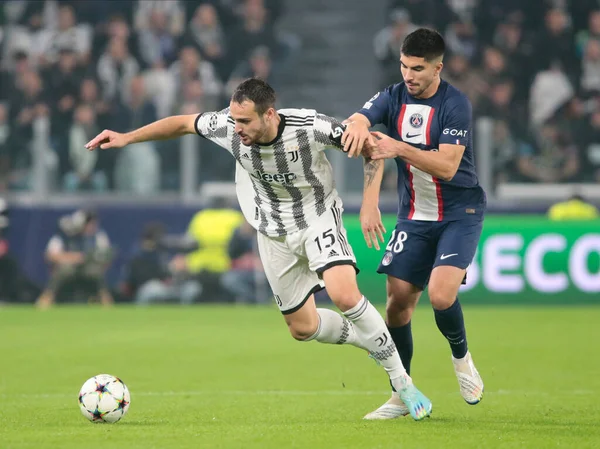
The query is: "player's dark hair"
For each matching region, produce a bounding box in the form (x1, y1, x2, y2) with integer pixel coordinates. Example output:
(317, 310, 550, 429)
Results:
(231, 78, 276, 115)
(401, 28, 445, 62)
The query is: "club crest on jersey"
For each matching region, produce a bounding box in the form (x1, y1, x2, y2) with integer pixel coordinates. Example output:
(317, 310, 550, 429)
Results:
(381, 251, 393, 266)
(409, 113, 423, 129)
(288, 150, 299, 163)
(252, 170, 297, 185)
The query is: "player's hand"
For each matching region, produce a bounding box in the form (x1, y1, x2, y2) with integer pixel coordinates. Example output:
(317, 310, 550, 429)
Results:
(342, 121, 376, 158)
(360, 204, 386, 250)
(85, 130, 128, 151)
(369, 131, 402, 160)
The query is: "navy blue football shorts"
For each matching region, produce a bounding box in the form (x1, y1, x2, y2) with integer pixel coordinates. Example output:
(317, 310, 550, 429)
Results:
(377, 216, 483, 289)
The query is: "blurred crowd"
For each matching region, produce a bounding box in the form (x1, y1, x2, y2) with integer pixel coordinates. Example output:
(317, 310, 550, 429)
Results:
(0, 0, 296, 193)
(25, 199, 270, 307)
(2, 0, 600, 196)
(376, 0, 600, 190)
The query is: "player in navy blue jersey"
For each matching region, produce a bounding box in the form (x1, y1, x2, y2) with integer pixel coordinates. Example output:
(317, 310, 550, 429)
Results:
(342, 28, 485, 419)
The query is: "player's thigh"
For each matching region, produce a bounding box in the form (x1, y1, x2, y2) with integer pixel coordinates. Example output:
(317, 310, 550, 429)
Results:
(378, 219, 436, 291)
(301, 201, 360, 309)
(429, 216, 483, 307)
(257, 232, 324, 316)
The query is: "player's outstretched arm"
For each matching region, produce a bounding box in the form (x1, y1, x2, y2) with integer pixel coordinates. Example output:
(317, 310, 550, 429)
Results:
(360, 153, 386, 250)
(341, 113, 376, 158)
(85, 114, 198, 151)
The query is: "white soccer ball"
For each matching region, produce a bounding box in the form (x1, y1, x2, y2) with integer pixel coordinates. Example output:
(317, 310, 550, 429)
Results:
(78, 374, 131, 423)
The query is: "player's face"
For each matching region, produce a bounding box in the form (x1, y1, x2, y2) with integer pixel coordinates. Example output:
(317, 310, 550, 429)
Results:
(230, 100, 274, 146)
(400, 54, 443, 98)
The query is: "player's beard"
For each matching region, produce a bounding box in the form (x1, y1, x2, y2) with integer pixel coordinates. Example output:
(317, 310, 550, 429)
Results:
(410, 76, 437, 98)
(411, 81, 429, 98)
(250, 121, 270, 145)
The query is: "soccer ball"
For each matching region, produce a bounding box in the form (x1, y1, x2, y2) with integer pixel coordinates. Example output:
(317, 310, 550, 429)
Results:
(78, 374, 131, 423)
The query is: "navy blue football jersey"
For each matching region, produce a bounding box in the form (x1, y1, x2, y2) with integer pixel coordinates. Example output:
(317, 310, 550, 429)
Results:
(358, 80, 486, 221)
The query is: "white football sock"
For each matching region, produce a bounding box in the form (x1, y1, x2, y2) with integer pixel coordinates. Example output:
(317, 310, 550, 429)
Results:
(305, 308, 367, 350)
(343, 296, 410, 388)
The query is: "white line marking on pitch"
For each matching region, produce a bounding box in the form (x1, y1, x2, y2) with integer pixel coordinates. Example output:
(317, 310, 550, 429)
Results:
(0, 389, 595, 399)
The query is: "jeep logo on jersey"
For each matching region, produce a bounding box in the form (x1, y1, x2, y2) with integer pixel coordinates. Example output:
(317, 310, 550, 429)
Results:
(409, 113, 423, 128)
(443, 128, 468, 137)
(253, 170, 297, 185)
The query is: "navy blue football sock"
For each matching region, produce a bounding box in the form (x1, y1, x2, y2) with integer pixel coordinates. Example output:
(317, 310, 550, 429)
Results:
(388, 321, 413, 376)
(433, 298, 468, 359)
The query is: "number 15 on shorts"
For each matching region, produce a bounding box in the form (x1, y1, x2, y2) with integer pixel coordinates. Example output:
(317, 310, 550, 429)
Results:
(314, 228, 335, 253)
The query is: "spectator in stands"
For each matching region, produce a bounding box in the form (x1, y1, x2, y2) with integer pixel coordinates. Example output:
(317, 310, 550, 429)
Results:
(580, 38, 600, 94)
(45, 47, 84, 173)
(489, 119, 522, 185)
(97, 36, 139, 104)
(167, 45, 222, 113)
(137, 9, 179, 70)
(44, 4, 92, 65)
(576, 10, 600, 56)
(36, 209, 114, 308)
(78, 78, 110, 130)
(226, 46, 273, 96)
(113, 75, 160, 193)
(7, 70, 48, 190)
(529, 65, 575, 129)
(92, 13, 138, 62)
(64, 104, 107, 192)
(373, 8, 418, 88)
(134, 0, 185, 37)
(515, 123, 581, 183)
(182, 4, 228, 80)
(442, 53, 477, 102)
(185, 197, 243, 303)
(491, 17, 535, 99)
(179, 79, 204, 115)
(534, 8, 579, 83)
(444, 20, 478, 61)
(548, 193, 599, 220)
(221, 218, 269, 303)
(1, 6, 49, 68)
(226, 0, 277, 75)
(122, 222, 202, 305)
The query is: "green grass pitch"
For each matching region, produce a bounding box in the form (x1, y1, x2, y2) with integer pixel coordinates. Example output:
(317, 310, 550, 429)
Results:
(0, 304, 599, 449)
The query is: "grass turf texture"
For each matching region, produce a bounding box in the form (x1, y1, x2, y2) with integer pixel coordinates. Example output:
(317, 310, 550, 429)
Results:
(0, 304, 599, 449)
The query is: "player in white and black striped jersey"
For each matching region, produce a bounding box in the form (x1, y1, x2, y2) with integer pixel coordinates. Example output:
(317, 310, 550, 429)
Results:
(196, 107, 342, 237)
(85, 78, 432, 420)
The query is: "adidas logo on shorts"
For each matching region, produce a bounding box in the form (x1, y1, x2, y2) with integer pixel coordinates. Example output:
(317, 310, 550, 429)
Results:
(328, 249, 338, 257)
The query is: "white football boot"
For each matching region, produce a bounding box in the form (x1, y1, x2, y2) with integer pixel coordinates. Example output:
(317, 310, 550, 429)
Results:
(452, 351, 484, 404)
(363, 392, 409, 420)
(364, 376, 432, 421)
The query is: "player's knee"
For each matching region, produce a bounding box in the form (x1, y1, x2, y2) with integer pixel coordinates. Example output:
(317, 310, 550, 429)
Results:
(385, 289, 418, 325)
(386, 298, 413, 326)
(287, 321, 318, 341)
(428, 288, 455, 310)
(328, 290, 362, 313)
